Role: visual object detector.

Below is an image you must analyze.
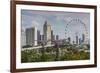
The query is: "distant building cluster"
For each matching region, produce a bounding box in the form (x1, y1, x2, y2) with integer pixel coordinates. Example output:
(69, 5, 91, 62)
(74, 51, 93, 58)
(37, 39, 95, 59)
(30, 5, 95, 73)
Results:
(21, 21, 59, 47)
(21, 21, 89, 47)
(67, 33, 86, 45)
(75, 33, 85, 44)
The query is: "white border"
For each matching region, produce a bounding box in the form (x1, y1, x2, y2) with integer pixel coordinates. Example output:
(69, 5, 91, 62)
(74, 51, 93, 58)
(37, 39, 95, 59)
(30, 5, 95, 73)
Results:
(16, 5, 95, 69)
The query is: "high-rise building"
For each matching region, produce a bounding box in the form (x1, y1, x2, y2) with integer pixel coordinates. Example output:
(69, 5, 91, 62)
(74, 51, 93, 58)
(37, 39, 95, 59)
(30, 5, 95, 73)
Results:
(67, 37, 71, 44)
(51, 30, 53, 40)
(79, 38, 82, 44)
(73, 41, 75, 44)
(51, 30, 55, 41)
(43, 21, 51, 45)
(56, 35, 59, 40)
(41, 34, 44, 41)
(26, 27, 37, 46)
(21, 29, 26, 47)
(76, 33, 78, 44)
(37, 30, 41, 45)
(82, 33, 85, 43)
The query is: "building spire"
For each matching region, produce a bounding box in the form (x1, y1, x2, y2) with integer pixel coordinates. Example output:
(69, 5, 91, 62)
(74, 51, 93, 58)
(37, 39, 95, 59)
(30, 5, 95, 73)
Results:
(44, 20, 47, 25)
(44, 20, 51, 26)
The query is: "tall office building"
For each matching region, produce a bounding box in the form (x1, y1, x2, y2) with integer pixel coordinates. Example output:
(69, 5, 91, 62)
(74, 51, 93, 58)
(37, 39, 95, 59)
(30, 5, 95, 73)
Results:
(21, 29, 26, 47)
(76, 33, 78, 44)
(79, 38, 82, 44)
(73, 41, 75, 44)
(56, 35, 59, 40)
(51, 30, 55, 41)
(37, 30, 41, 45)
(67, 37, 71, 44)
(26, 27, 37, 46)
(51, 30, 53, 41)
(41, 34, 44, 41)
(40, 34, 43, 41)
(43, 21, 51, 45)
(82, 33, 85, 43)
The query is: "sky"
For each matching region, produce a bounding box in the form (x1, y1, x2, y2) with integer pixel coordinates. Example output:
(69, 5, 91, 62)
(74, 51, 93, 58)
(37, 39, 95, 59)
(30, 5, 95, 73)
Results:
(21, 9, 90, 42)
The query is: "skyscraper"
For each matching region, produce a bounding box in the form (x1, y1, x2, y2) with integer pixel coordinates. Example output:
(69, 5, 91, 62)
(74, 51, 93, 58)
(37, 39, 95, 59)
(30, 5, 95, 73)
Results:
(41, 34, 44, 41)
(37, 30, 41, 45)
(79, 38, 82, 44)
(56, 35, 59, 40)
(82, 33, 85, 43)
(26, 27, 37, 46)
(40, 34, 44, 41)
(43, 21, 51, 45)
(21, 29, 26, 47)
(51, 30, 55, 42)
(76, 33, 78, 44)
(67, 37, 71, 44)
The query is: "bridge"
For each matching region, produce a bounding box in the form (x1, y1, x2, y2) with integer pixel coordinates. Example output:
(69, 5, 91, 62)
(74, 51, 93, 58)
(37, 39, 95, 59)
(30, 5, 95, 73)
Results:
(21, 44, 55, 51)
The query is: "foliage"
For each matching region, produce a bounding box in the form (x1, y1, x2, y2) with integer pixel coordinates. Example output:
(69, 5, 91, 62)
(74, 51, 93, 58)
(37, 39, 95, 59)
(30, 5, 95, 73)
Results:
(60, 51, 90, 61)
(21, 44, 90, 63)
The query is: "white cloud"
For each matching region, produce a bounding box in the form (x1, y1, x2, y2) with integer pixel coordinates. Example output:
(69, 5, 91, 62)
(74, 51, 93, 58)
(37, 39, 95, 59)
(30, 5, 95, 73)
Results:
(31, 20, 39, 28)
(56, 15, 73, 24)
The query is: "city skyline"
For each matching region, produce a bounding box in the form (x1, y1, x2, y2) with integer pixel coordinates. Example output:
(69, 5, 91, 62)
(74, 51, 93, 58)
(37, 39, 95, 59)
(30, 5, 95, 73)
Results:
(21, 21, 87, 47)
(22, 21, 60, 47)
(21, 9, 90, 46)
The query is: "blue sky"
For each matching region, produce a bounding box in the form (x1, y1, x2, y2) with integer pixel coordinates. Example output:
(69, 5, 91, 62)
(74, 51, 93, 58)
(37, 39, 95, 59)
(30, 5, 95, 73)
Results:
(21, 9, 90, 41)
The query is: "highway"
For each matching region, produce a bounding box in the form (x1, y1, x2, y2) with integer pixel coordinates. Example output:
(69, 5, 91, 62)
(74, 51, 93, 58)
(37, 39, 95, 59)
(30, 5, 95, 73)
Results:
(21, 44, 55, 51)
